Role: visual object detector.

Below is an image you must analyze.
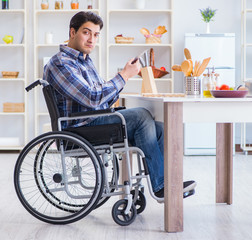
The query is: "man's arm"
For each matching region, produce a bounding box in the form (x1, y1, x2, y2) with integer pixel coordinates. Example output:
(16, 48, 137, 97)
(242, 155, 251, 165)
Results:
(46, 59, 125, 109)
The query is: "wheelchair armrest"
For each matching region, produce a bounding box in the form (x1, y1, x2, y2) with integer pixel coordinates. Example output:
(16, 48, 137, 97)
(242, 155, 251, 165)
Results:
(114, 106, 126, 111)
(69, 108, 115, 118)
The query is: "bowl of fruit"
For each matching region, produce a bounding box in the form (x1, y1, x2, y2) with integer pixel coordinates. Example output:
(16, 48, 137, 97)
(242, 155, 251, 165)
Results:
(138, 48, 169, 78)
(210, 84, 248, 98)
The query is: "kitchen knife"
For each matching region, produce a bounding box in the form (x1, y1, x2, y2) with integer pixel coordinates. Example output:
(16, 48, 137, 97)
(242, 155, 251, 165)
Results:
(131, 49, 149, 67)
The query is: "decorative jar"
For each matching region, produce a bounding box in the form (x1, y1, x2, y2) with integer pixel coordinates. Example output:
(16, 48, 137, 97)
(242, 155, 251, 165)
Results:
(71, 0, 79, 9)
(55, 0, 63, 9)
(41, 0, 49, 10)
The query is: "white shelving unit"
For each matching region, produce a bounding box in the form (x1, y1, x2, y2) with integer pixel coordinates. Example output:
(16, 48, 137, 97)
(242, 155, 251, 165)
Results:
(0, 0, 28, 150)
(33, 0, 101, 136)
(241, 0, 252, 153)
(106, 0, 174, 94)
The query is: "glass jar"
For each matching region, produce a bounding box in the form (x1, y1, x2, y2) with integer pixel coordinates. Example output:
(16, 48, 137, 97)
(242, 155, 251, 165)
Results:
(214, 73, 221, 89)
(87, 0, 93, 9)
(2, 0, 9, 9)
(55, 0, 63, 9)
(41, 0, 49, 10)
(71, 0, 79, 9)
(202, 73, 212, 97)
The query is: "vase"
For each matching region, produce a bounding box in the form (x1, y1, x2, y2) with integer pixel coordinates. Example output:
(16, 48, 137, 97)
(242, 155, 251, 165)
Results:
(206, 22, 210, 34)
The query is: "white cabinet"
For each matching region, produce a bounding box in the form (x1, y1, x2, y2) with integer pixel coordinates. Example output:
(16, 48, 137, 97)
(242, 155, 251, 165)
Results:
(33, 0, 101, 136)
(106, 0, 174, 94)
(0, 0, 27, 150)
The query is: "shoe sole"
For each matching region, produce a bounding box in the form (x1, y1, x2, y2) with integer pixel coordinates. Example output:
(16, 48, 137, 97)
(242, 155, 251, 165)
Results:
(183, 182, 197, 193)
(183, 189, 195, 198)
(156, 182, 196, 203)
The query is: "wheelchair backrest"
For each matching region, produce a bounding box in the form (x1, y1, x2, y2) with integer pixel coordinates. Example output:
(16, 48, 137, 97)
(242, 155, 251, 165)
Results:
(42, 85, 60, 132)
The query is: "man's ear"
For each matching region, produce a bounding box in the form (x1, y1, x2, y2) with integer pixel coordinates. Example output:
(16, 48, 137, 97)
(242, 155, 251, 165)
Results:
(69, 28, 76, 38)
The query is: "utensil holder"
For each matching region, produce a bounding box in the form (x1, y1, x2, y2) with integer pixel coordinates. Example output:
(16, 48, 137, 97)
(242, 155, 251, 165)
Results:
(184, 76, 201, 95)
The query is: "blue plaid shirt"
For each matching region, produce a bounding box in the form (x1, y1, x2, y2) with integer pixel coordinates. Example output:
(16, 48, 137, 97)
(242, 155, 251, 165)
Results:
(43, 45, 125, 129)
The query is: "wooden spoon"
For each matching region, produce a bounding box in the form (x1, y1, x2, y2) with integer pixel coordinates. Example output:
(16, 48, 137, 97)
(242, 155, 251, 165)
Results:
(188, 59, 193, 76)
(193, 60, 199, 76)
(181, 60, 191, 76)
(196, 57, 211, 76)
(171, 64, 182, 71)
(184, 48, 192, 60)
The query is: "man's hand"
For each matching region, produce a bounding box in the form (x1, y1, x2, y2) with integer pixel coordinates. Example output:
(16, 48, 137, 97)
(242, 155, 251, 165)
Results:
(119, 58, 141, 82)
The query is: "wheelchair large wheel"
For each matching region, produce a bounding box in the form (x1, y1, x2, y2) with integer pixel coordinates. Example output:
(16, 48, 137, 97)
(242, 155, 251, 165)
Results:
(14, 131, 104, 224)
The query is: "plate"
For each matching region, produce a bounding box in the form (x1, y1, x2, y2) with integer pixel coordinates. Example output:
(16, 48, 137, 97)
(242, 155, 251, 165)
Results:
(210, 90, 248, 98)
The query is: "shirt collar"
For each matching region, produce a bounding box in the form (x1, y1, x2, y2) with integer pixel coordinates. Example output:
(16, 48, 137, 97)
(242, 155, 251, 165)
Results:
(59, 44, 90, 62)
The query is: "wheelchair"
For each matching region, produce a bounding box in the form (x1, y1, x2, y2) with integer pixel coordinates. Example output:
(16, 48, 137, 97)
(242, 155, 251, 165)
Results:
(14, 79, 163, 226)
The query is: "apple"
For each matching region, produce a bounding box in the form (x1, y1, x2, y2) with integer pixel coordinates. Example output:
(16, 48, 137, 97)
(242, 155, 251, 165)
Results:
(160, 66, 166, 71)
(2, 35, 13, 44)
(220, 84, 230, 90)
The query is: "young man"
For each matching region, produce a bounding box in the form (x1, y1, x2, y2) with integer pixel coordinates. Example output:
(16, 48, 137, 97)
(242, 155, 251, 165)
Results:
(43, 11, 196, 198)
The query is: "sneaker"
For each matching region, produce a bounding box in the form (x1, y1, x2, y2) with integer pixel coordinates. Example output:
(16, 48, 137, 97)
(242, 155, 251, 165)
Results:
(183, 180, 196, 198)
(154, 180, 196, 198)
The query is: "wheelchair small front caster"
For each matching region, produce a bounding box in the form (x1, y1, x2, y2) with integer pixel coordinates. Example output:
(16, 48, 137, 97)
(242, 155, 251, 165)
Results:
(130, 189, 146, 214)
(112, 199, 137, 226)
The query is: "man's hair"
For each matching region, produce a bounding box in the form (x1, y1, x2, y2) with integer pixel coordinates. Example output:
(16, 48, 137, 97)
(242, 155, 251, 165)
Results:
(69, 11, 103, 35)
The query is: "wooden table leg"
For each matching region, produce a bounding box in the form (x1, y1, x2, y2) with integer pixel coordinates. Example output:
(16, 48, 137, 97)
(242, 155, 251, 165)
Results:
(216, 123, 233, 205)
(164, 102, 183, 232)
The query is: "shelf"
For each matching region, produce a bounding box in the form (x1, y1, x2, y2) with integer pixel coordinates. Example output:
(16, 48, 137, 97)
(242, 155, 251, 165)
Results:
(109, 77, 171, 81)
(128, 77, 172, 81)
(36, 43, 100, 48)
(0, 44, 25, 47)
(38, 112, 49, 116)
(0, 9, 25, 13)
(107, 0, 174, 94)
(109, 9, 172, 13)
(109, 43, 172, 47)
(0, 78, 25, 82)
(0, 112, 25, 116)
(0, 146, 23, 150)
(36, 9, 99, 14)
(36, 44, 65, 48)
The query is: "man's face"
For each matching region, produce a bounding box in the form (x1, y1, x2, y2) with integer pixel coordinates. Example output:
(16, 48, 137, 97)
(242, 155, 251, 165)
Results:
(69, 21, 100, 56)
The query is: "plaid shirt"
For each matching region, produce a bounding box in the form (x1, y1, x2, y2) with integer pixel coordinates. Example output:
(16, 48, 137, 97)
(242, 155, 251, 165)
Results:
(43, 45, 125, 129)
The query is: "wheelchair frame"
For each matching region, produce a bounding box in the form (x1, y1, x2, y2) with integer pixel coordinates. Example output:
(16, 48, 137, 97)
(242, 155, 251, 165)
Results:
(14, 79, 163, 226)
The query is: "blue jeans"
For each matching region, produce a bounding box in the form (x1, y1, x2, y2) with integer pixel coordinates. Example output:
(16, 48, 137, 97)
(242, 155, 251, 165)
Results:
(86, 107, 164, 193)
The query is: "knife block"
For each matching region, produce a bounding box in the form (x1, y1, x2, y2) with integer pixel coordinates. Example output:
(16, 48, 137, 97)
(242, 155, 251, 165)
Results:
(141, 66, 158, 94)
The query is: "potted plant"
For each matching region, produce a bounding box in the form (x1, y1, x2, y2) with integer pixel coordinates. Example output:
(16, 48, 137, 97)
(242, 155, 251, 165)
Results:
(199, 7, 217, 33)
